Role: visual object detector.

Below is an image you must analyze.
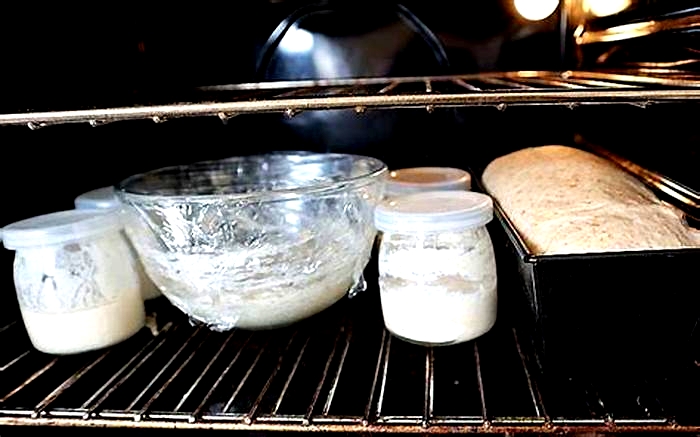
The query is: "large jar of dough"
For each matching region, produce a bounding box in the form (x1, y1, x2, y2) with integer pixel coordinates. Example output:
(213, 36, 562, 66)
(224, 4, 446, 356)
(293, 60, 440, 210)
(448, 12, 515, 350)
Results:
(75, 186, 161, 300)
(2, 210, 145, 354)
(374, 191, 497, 346)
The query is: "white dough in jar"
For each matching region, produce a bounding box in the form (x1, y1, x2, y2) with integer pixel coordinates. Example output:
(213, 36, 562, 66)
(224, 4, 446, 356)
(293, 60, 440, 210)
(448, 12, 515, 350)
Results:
(3, 210, 145, 355)
(375, 191, 498, 346)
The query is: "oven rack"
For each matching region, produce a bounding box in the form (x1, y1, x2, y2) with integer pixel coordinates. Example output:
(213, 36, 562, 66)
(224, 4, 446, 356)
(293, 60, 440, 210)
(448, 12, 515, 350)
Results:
(3, 71, 700, 128)
(574, 5, 700, 45)
(2, 292, 700, 434)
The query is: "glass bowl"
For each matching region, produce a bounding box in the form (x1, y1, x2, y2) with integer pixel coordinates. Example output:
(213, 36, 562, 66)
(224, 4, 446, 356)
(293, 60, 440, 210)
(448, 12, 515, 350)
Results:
(117, 152, 387, 331)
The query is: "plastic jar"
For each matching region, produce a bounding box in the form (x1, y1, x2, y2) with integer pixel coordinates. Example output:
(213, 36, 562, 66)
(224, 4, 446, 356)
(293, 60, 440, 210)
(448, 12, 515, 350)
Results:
(374, 191, 497, 346)
(384, 167, 471, 200)
(74, 186, 161, 300)
(74, 186, 121, 210)
(2, 210, 146, 354)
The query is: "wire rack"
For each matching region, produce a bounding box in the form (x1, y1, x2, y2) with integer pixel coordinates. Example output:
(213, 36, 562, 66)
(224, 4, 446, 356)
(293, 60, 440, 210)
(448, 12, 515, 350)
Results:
(1, 290, 700, 434)
(3, 71, 700, 128)
(574, 5, 700, 45)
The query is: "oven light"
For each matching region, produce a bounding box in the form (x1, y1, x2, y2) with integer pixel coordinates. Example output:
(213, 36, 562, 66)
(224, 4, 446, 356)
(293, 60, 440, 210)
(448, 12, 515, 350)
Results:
(584, 0, 631, 17)
(279, 25, 314, 54)
(513, 0, 559, 22)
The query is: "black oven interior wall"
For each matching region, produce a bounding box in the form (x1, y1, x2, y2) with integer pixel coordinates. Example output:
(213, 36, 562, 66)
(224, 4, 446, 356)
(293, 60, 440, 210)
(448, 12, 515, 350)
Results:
(0, 1, 564, 101)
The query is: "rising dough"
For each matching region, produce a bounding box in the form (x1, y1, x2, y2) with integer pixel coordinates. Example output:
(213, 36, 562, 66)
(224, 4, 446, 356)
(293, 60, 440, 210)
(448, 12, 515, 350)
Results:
(481, 145, 700, 255)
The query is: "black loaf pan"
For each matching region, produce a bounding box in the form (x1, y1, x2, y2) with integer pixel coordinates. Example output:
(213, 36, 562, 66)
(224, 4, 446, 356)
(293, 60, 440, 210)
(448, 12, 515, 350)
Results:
(477, 158, 700, 382)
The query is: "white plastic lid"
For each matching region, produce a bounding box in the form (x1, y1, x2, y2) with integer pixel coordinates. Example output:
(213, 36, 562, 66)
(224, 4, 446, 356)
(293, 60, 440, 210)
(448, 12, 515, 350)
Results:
(384, 167, 471, 198)
(375, 191, 493, 233)
(2, 210, 122, 250)
(74, 186, 120, 210)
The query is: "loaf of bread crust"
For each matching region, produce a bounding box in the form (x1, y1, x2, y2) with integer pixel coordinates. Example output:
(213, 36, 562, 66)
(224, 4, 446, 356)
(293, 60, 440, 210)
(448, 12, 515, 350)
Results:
(481, 145, 700, 255)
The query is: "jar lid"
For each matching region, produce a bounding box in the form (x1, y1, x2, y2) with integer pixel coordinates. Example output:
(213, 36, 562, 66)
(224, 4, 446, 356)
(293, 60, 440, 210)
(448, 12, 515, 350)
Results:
(374, 191, 493, 233)
(74, 186, 120, 210)
(384, 167, 471, 198)
(2, 210, 122, 250)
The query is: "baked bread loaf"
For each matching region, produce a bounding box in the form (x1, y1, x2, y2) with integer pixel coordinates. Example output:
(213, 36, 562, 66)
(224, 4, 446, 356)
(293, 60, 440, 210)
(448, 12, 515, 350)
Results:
(481, 145, 700, 255)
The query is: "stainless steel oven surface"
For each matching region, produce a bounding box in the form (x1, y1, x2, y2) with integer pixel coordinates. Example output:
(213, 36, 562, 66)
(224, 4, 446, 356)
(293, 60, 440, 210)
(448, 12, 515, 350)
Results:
(1, 1, 700, 435)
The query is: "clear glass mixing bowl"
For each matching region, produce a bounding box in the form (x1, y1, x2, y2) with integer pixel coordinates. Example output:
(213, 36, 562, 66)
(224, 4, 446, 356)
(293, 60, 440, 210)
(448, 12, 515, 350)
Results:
(117, 152, 387, 331)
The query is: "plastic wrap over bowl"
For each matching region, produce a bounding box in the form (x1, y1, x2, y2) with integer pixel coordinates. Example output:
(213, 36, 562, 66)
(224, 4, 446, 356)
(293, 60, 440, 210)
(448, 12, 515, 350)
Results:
(117, 153, 387, 331)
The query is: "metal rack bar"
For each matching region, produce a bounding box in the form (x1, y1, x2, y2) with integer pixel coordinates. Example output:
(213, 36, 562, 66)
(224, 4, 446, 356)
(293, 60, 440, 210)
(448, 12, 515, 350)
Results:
(511, 328, 547, 421)
(5, 89, 696, 127)
(475, 77, 538, 90)
(192, 70, 699, 90)
(0, 350, 30, 372)
(174, 331, 237, 412)
(629, 59, 700, 69)
(0, 321, 17, 335)
(33, 350, 112, 417)
(191, 332, 253, 422)
(221, 338, 270, 414)
(451, 78, 482, 91)
(577, 12, 700, 45)
(304, 328, 344, 424)
(135, 330, 212, 419)
(82, 323, 177, 417)
(509, 77, 589, 89)
(375, 335, 392, 421)
(363, 329, 388, 425)
(2, 416, 699, 433)
(272, 336, 310, 415)
(1, 358, 59, 403)
(321, 329, 352, 416)
(567, 71, 700, 87)
(246, 332, 299, 424)
(1, 71, 700, 127)
(378, 81, 401, 94)
(127, 328, 205, 412)
(474, 344, 488, 425)
(557, 77, 641, 89)
(423, 348, 434, 427)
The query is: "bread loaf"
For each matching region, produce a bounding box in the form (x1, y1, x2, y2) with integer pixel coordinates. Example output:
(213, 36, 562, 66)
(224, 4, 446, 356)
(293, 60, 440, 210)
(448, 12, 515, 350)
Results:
(481, 145, 700, 255)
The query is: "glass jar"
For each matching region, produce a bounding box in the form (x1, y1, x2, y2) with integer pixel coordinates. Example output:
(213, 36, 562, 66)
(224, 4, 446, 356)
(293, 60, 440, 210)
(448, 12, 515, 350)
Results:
(374, 191, 497, 346)
(75, 186, 162, 300)
(2, 210, 145, 354)
(384, 167, 471, 201)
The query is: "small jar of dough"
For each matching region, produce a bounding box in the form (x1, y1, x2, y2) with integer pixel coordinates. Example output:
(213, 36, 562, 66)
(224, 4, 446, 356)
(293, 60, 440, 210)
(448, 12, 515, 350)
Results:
(75, 186, 161, 300)
(374, 191, 497, 346)
(2, 210, 146, 354)
(384, 167, 471, 201)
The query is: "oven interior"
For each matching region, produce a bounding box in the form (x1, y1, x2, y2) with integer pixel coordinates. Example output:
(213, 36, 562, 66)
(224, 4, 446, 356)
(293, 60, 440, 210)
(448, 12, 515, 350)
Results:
(1, 1, 700, 435)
